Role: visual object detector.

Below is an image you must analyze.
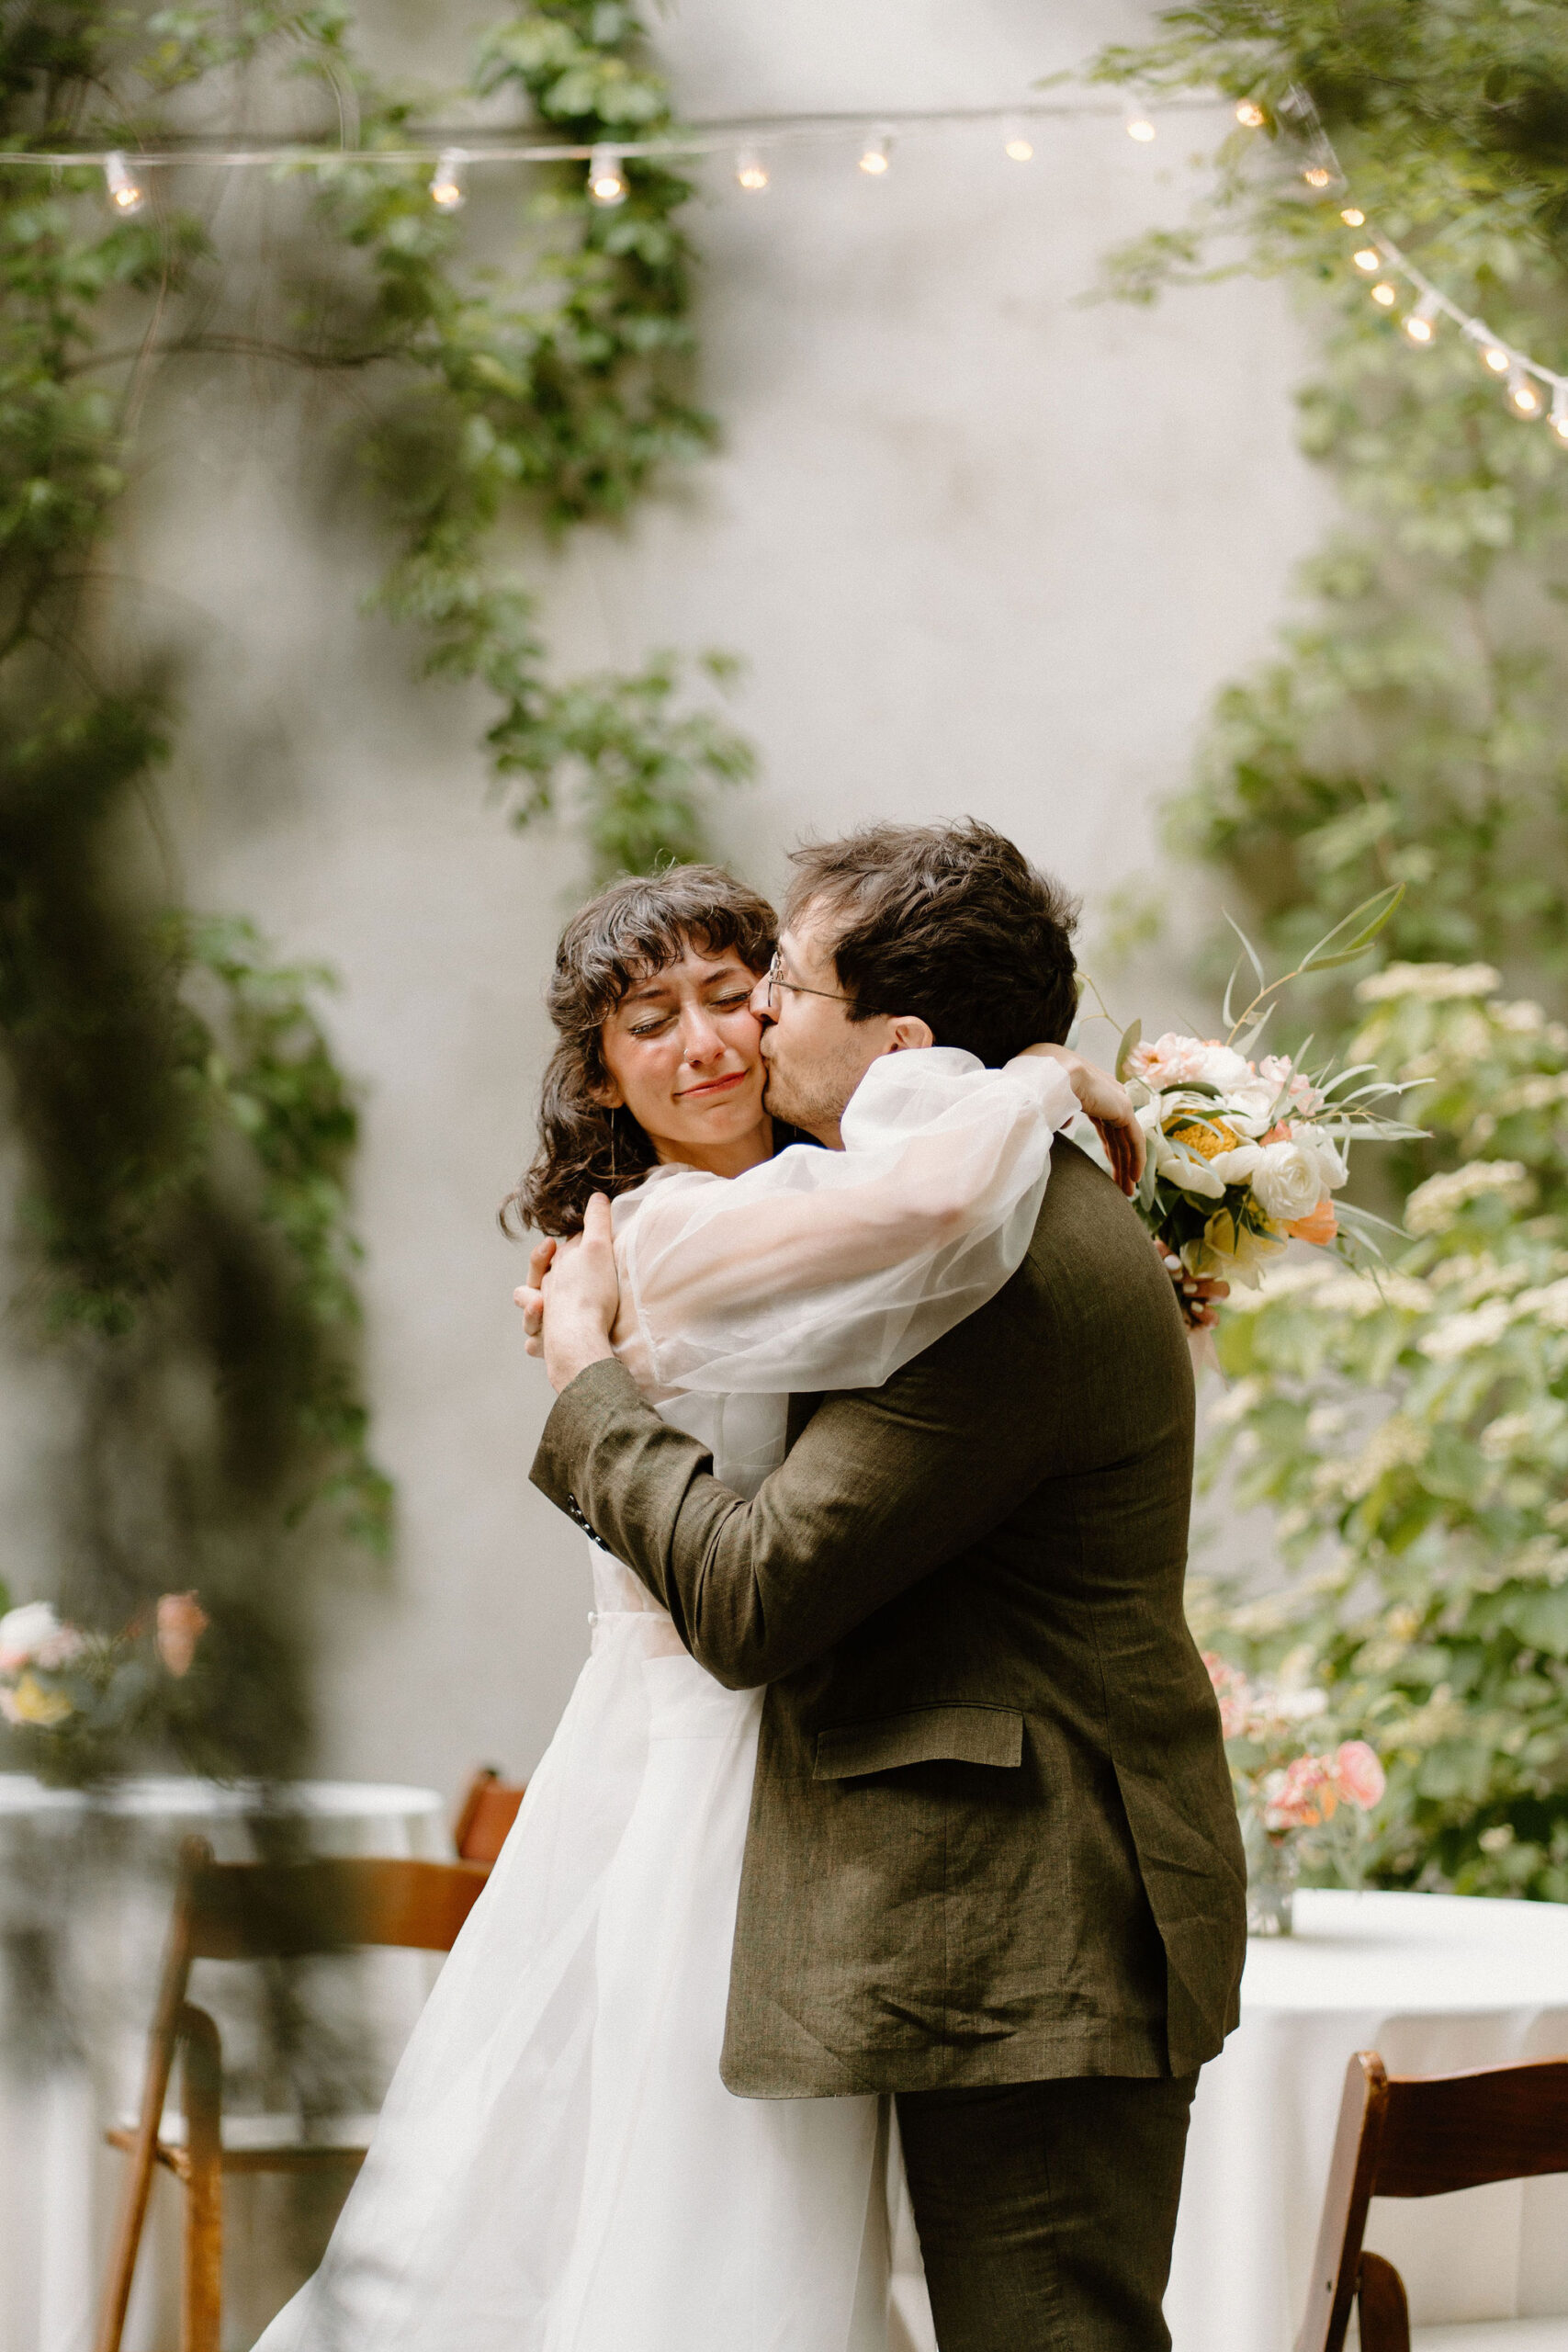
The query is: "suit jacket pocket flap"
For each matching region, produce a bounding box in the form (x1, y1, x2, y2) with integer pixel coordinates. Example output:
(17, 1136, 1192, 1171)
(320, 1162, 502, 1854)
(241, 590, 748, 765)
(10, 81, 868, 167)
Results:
(812, 1705, 1024, 1781)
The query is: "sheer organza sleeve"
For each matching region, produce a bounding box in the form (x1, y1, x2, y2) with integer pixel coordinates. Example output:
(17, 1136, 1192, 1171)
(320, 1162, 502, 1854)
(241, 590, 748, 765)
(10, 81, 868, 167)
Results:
(609, 1046, 1077, 1396)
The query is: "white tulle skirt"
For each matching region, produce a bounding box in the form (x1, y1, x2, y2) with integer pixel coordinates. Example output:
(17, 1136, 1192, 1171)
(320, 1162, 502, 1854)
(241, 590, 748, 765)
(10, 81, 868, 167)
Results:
(253, 1552, 915, 2352)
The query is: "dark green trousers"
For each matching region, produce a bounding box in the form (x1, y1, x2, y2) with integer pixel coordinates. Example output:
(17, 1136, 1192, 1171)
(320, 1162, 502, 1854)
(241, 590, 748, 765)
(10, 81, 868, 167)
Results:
(896, 2074, 1198, 2352)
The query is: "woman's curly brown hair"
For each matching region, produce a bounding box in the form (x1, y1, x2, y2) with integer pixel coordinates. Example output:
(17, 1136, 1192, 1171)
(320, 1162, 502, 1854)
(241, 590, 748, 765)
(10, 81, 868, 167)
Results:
(503, 865, 778, 1238)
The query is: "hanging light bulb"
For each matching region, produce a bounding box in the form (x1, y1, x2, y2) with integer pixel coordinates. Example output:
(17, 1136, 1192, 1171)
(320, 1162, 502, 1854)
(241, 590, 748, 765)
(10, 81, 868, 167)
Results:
(429, 149, 467, 210)
(104, 152, 146, 217)
(858, 131, 892, 176)
(735, 150, 769, 191)
(1303, 165, 1332, 188)
(1124, 109, 1157, 141)
(587, 146, 627, 206)
(1479, 339, 1512, 375)
(1002, 124, 1034, 163)
(1351, 247, 1382, 274)
(1404, 291, 1440, 345)
(1552, 384, 1568, 444)
(1371, 281, 1397, 308)
(1235, 99, 1266, 129)
(1508, 365, 1542, 417)
(1340, 206, 1366, 227)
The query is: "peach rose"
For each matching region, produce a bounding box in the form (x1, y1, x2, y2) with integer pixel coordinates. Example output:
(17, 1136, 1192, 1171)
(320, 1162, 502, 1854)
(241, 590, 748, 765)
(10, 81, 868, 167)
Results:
(1263, 1754, 1333, 1830)
(1285, 1197, 1339, 1247)
(1332, 1739, 1386, 1811)
(156, 1592, 209, 1679)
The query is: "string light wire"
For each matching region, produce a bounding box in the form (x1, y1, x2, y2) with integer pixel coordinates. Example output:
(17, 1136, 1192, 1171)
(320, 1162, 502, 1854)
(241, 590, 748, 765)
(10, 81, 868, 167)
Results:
(3, 94, 1222, 183)
(1262, 87, 1568, 427)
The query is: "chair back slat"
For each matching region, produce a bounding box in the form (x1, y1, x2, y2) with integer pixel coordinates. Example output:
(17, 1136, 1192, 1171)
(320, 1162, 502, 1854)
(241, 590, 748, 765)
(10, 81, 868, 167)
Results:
(454, 1770, 526, 1867)
(186, 1854, 490, 1960)
(1377, 2059, 1568, 2198)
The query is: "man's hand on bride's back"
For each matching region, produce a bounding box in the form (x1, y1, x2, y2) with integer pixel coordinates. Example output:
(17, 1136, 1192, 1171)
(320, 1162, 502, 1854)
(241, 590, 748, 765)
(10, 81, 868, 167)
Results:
(1018, 1044, 1145, 1198)
(513, 1196, 622, 1393)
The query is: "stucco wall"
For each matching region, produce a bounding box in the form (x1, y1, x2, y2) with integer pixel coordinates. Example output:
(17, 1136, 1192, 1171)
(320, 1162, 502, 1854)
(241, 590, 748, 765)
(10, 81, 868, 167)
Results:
(4, 0, 1328, 1803)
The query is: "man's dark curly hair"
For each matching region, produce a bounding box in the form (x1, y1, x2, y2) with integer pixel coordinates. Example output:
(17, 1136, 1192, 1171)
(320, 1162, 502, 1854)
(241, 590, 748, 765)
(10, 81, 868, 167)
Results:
(784, 819, 1079, 1064)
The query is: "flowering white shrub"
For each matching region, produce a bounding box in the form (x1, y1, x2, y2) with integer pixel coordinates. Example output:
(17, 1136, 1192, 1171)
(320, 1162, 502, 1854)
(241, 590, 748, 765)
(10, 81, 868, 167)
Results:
(1200, 966, 1568, 1899)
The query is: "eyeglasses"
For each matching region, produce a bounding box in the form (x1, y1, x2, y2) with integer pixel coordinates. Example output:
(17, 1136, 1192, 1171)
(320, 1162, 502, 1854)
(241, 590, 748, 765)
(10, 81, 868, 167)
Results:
(764, 950, 852, 1012)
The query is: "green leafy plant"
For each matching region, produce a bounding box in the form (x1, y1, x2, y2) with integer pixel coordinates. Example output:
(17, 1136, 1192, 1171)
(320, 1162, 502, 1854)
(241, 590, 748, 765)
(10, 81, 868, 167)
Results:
(1, 0, 742, 1781)
(1197, 966, 1568, 1899)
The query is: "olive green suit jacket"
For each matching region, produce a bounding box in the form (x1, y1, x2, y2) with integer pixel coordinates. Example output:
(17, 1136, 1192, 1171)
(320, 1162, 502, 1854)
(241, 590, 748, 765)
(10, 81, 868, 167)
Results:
(531, 1138, 1247, 2098)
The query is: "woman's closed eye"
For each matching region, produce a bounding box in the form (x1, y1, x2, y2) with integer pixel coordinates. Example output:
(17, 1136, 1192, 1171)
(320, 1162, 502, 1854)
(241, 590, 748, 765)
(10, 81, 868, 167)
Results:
(629, 989, 751, 1039)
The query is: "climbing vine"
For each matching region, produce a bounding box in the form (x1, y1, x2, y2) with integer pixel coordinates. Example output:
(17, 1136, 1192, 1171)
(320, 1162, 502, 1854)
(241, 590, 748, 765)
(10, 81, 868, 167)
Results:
(0, 0, 743, 1776)
(1084, 4, 1568, 1896)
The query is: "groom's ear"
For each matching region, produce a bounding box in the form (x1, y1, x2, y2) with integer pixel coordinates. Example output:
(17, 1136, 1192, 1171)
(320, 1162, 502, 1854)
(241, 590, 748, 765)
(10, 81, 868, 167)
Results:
(884, 1015, 935, 1054)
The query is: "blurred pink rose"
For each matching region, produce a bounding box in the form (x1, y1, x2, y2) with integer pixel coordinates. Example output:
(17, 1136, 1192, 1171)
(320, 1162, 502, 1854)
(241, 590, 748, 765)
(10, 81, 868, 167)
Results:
(1203, 1652, 1253, 1741)
(156, 1592, 209, 1679)
(1332, 1739, 1386, 1811)
(1258, 1054, 1325, 1118)
(1264, 1754, 1332, 1830)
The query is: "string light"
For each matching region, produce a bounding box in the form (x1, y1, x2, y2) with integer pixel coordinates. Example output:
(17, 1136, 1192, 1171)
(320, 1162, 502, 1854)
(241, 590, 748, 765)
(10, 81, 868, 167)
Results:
(858, 132, 891, 176)
(429, 148, 467, 209)
(1003, 128, 1034, 163)
(734, 150, 768, 190)
(1235, 99, 1266, 129)
(1509, 365, 1542, 417)
(104, 152, 146, 215)
(587, 145, 626, 205)
(1125, 111, 1157, 142)
(1303, 165, 1332, 188)
(1283, 83, 1568, 449)
(1404, 291, 1439, 345)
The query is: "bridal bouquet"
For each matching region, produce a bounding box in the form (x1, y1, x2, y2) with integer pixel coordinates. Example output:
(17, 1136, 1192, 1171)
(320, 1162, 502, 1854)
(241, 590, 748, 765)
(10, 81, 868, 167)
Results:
(1112, 889, 1418, 1286)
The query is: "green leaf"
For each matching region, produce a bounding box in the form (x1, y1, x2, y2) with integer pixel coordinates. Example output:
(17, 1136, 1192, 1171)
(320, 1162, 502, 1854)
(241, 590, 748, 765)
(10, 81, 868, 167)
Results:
(1115, 1019, 1143, 1080)
(1299, 884, 1407, 973)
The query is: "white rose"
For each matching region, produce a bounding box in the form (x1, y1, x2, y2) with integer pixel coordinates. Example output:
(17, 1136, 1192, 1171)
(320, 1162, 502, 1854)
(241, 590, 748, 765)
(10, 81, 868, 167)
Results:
(1207, 1144, 1263, 1187)
(1190, 1043, 1256, 1092)
(1247, 1141, 1325, 1225)
(0, 1600, 82, 1673)
(1291, 1125, 1348, 1192)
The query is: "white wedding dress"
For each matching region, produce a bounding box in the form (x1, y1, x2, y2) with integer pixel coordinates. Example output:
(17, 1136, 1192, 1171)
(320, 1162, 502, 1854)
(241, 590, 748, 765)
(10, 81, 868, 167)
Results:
(253, 1048, 1078, 2352)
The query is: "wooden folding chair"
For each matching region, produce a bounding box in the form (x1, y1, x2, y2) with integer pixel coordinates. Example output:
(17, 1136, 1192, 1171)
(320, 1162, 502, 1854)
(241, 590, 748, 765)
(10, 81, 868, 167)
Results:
(96, 1835, 490, 2352)
(1296, 2048, 1568, 2352)
(453, 1764, 527, 1866)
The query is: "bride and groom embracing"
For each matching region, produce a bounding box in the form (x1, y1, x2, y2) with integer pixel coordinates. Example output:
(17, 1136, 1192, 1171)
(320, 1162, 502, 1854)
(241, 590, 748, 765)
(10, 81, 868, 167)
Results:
(258, 820, 1247, 2352)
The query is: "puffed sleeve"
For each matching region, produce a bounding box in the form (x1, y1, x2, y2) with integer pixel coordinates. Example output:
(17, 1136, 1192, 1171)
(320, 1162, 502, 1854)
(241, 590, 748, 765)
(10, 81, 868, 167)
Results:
(609, 1046, 1077, 1396)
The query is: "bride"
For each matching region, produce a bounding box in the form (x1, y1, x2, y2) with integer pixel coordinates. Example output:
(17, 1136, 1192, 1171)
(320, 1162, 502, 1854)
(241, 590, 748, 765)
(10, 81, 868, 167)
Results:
(254, 862, 1145, 2352)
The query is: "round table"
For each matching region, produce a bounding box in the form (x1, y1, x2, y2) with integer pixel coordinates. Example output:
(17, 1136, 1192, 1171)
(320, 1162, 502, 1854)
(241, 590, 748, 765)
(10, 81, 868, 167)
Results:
(1167, 1890, 1568, 2352)
(0, 1776, 447, 2352)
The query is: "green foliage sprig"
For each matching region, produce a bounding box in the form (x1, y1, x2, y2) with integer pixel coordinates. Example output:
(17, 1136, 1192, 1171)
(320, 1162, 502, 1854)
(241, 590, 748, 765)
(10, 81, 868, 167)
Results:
(289, 0, 756, 877)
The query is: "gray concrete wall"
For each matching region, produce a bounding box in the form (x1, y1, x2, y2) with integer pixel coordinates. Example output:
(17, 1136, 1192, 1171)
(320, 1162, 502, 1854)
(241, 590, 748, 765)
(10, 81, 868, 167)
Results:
(5, 0, 1329, 1804)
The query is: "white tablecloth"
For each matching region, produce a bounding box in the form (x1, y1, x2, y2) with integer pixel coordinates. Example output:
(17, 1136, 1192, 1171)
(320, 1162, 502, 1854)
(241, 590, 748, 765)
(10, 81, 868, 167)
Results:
(0, 1776, 447, 2352)
(1168, 1890, 1568, 2352)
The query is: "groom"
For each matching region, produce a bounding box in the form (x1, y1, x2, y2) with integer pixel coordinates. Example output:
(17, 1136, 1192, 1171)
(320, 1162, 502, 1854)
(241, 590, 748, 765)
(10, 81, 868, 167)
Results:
(527, 820, 1246, 2351)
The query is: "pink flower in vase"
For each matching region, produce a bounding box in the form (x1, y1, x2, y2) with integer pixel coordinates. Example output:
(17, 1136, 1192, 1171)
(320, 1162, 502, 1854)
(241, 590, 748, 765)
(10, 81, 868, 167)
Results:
(1203, 1652, 1253, 1741)
(1263, 1753, 1333, 1831)
(1332, 1739, 1386, 1810)
(156, 1592, 209, 1679)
